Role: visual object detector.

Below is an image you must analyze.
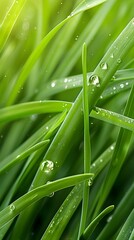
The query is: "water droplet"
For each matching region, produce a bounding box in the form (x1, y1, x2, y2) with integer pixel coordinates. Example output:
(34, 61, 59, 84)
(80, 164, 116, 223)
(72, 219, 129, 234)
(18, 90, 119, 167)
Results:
(51, 81, 56, 88)
(46, 126, 49, 130)
(31, 114, 37, 121)
(107, 215, 112, 223)
(100, 62, 108, 70)
(112, 75, 116, 80)
(41, 160, 54, 173)
(49, 192, 54, 197)
(75, 35, 79, 41)
(100, 159, 103, 163)
(64, 78, 68, 83)
(92, 163, 96, 167)
(117, 58, 121, 64)
(110, 53, 114, 58)
(120, 83, 124, 88)
(16, 154, 20, 159)
(113, 86, 116, 90)
(126, 82, 129, 86)
(88, 177, 93, 186)
(89, 75, 100, 87)
(100, 95, 103, 99)
(10, 204, 15, 212)
(108, 33, 111, 37)
(110, 145, 114, 151)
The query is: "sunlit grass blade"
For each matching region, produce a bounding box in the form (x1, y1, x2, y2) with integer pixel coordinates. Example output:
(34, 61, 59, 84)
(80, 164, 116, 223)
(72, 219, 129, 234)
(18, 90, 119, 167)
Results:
(0, 100, 71, 123)
(82, 205, 114, 239)
(94, 84, 134, 217)
(97, 183, 134, 240)
(78, 43, 91, 238)
(116, 209, 134, 240)
(0, 0, 27, 51)
(0, 174, 92, 229)
(52, 0, 116, 79)
(0, 140, 49, 175)
(71, 0, 107, 16)
(6, 0, 107, 106)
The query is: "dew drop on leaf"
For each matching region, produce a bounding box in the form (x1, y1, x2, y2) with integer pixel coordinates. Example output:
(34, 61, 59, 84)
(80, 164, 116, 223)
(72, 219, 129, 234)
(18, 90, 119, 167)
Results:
(89, 75, 100, 87)
(10, 204, 15, 212)
(41, 160, 54, 173)
(100, 62, 108, 70)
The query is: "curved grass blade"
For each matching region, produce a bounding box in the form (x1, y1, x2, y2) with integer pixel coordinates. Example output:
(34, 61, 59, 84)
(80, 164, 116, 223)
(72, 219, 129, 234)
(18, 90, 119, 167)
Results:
(0, 100, 72, 123)
(93, 84, 134, 218)
(6, 0, 106, 106)
(116, 209, 134, 240)
(78, 43, 91, 238)
(97, 183, 134, 240)
(71, 0, 107, 16)
(53, 0, 115, 79)
(41, 143, 113, 240)
(82, 205, 114, 239)
(0, 140, 50, 175)
(129, 229, 134, 240)
(0, 0, 27, 51)
(0, 174, 92, 229)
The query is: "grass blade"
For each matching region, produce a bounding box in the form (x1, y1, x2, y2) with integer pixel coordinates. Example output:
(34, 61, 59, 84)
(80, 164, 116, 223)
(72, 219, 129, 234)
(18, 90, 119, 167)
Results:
(78, 43, 91, 238)
(0, 0, 27, 51)
(0, 174, 93, 229)
(82, 205, 114, 239)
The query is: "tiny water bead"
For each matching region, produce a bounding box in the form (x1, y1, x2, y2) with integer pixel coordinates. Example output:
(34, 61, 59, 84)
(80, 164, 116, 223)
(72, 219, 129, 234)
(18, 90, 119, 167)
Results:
(107, 215, 113, 223)
(89, 75, 100, 87)
(110, 53, 114, 58)
(10, 204, 16, 212)
(41, 160, 54, 173)
(49, 192, 54, 197)
(88, 177, 93, 186)
(120, 83, 124, 88)
(100, 62, 108, 70)
(117, 58, 121, 64)
(51, 81, 56, 88)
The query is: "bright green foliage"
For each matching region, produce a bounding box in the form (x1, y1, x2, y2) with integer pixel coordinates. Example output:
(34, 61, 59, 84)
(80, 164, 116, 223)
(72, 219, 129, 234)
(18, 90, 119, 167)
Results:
(0, 0, 134, 239)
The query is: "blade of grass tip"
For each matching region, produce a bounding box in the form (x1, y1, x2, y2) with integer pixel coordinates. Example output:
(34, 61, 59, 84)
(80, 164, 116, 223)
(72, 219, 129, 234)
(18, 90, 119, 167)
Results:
(81, 205, 114, 240)
(94, 84, 134, 218)
(116, 209, 134, 240)
(70, 0, 107, 16)
(0, 174, 92, 229)
(6, 0, 108, 106)
(0, 140, 50, 175)
(41, 144, 113, 240)
(0, 100, 72, 124)
(0, 0, 27, 52)
(53, 0, 115, 79)
(10, 18, 134, 238)
(97, 183, 134, 240)
(78, 43, 91, 239)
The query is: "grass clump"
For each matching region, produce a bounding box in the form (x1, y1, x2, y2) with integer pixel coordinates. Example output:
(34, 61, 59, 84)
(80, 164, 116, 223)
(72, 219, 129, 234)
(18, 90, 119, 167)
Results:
(0, 0, 134, 239)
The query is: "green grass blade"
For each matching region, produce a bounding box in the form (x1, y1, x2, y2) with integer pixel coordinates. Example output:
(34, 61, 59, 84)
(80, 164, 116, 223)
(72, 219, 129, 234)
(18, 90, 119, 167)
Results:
(36, 68, 134, 99)
(0, 174, 92, 229)
(116, 209, 134, 240)
(71, 0, 107, 16)
(91, 107, 134, 132)
(94, 84, 134, 217)
(97, 183, 134, 240)
(78, 43, 91, 238)
(0, 0, 27, 51)
(82, 205, 114, 239)
(0, 100, 71, 123)
(0, 140, 50, 175)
